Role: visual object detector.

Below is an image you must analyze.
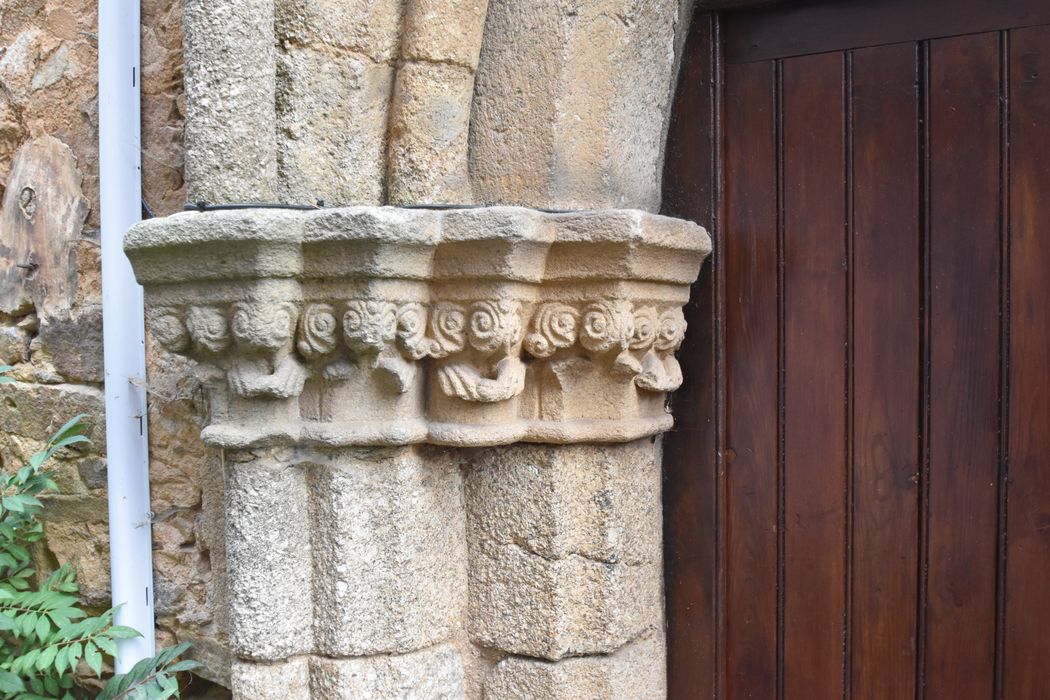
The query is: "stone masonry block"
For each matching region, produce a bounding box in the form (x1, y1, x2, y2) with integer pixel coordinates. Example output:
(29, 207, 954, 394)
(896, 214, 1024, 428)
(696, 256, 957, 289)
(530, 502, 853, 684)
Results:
(465, 441, 663, 659)
(468, 538, 661, 660)
(275, 0, 403, 61)
(466, 440, 662, 566)
(387, 61, 476, 205)
(484, 634, 666, 700)
(471, 0, 682, 211)
(184, 0, 277, 202)
(231, 657, 311, 699)
(224, 449, 313, 660)
(308, 447, 466, 656)
(0, 381, 106, 450)
(276, 47, 393, 205)
(310, 644, 465, 699)
(401, 0, 489, 68)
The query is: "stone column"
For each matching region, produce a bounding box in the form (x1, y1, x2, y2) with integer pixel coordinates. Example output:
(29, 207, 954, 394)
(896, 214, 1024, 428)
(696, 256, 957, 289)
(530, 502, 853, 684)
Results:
(125, 206, 708, 698)
(184, 0, 278, 202)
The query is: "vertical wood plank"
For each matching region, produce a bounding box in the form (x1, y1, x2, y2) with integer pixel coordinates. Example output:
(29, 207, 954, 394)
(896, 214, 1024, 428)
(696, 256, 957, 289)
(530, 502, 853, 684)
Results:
(662, 13, 722, 699)
(1003, 24, 1050, 699)
(849, 42, 921, 700)
(781, 52, 848, 699)
(925, 32, 1001, 697)
(723, 58, 779, 700)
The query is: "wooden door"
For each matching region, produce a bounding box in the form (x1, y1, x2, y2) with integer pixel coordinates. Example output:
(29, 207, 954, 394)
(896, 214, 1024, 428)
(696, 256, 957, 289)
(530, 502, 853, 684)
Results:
(663, 1, 1050, 697)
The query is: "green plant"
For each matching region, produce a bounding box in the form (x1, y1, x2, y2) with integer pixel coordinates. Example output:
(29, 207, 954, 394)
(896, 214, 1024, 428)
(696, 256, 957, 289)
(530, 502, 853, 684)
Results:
(0, 366, 199, 699)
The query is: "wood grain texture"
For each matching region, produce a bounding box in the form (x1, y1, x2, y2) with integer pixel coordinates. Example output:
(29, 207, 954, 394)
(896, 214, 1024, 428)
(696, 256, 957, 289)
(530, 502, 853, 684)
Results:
(1003, 23, 1050, 699)
(665, 4, 1050, 697)
(725, 0, 1050, 64)
(780, 51, 847, 699)
(849, 42, 921, 700)
(723, 58, 779, 700)
(924, 32, 1001, 698)
(661, 13, 722, 700)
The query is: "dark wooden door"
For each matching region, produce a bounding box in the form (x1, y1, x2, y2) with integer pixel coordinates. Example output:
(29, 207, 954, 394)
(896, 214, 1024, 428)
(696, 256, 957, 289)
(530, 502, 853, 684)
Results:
(663, 1, 1050, 697)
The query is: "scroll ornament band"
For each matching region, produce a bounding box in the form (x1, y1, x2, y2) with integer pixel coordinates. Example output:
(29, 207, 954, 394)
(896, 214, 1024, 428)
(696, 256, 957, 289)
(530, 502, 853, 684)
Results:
(153, 298, 687, 402)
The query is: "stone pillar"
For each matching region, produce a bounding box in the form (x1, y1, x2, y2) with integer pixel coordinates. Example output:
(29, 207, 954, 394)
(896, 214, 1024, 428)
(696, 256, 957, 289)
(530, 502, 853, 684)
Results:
(274, 0, 402, 204)
(125, 206, 708, 698)
(465, 441, 666, 697)
(470, 0, 686, 211)
(184, 0, 278, 202)
(386, 0, 490, 205)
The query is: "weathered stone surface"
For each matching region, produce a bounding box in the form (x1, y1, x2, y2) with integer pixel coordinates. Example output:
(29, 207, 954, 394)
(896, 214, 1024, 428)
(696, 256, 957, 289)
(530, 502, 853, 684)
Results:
(466, 440, 662, 564)
(276, 47, 393, 205)
(470, 0, 686, 211)
(146, 339, 230, 684)
(467, 537, 662, 660)
(230, 657, 310, 699)
(274, 0, 403, 62)
(184, 0, 276, 202)
(385, 0, 489, 205)
(400, 0, 488, 68)
(0, 136, 88, 318)
(124, 206, 709, 449)
(224, 449, 313, 660)
(40, 517, 111, 607)
(0, 1, 101, 225)
(387, 62, 475, 205)
(31, 305, 104, 383)
(310, 644, 465, 698)
(465, 441, 663, 660)
(0, 325, 26, 365)
(141, 0, 187, 217)
(307, 447, 466, 656)
(0, 380, 105, 448)
(485, 634, 667, 699)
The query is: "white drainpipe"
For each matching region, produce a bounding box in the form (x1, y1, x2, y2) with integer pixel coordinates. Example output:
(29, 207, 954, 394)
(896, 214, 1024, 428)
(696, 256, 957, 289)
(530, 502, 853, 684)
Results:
(98, 0, 157, 672)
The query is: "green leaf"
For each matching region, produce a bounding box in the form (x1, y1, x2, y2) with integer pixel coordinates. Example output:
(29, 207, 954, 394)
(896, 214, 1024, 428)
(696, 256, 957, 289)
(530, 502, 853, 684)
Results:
(95, 636, 118, 657)
(7, 544, 30, 563)
(1, 497, 24, 513)
(166, 659, 201, 673)
(50, 415, 87, 444)
(0, 670, 24, 694)
(107, 626, 142, 640)
(34, 614, 50, 641)
(19, 495, 42, 510)
(54, 645, 69, 675)
(21, 612, 37, 637)
(35, 645, 57, 672)
(84, 641, 102, 676)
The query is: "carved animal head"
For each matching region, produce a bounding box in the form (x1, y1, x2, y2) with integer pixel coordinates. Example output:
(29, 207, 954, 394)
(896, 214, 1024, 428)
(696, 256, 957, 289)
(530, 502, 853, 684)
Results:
(343, 300, 397, 354)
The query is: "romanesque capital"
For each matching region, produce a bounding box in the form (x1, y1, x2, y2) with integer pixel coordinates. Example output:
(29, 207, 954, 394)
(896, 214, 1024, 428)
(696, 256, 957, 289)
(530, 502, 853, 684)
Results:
(125, 206, 710, 449)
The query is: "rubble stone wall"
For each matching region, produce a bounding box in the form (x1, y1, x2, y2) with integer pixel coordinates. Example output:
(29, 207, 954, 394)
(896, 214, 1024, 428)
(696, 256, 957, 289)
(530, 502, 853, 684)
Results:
(0, 0, 229, 692)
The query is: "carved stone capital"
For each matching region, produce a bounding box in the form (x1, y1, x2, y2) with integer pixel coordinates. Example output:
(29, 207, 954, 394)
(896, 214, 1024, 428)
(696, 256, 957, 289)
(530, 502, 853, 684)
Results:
(126, 206, 710, 448)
